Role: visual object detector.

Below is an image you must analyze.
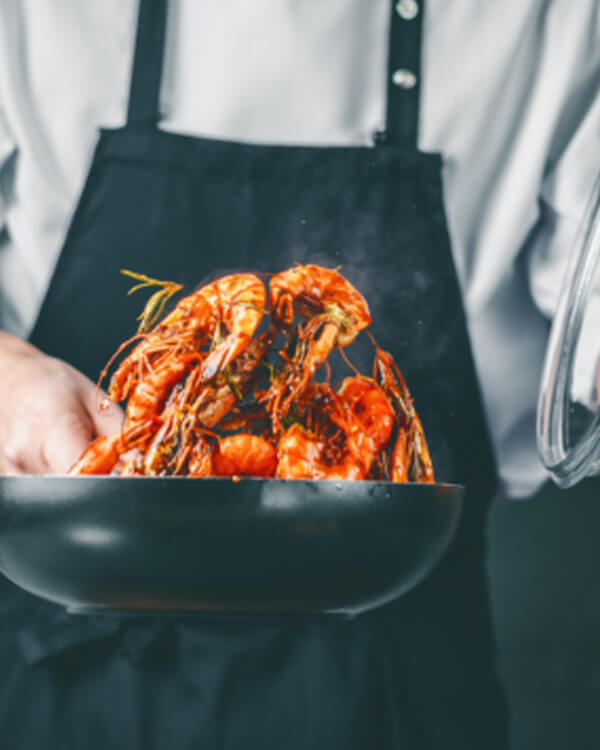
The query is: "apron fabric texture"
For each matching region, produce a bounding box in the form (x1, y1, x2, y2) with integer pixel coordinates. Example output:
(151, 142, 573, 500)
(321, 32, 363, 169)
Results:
(1, 0, 509, 746)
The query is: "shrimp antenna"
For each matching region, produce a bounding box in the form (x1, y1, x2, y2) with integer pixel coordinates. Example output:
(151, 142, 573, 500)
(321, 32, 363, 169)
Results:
(365, 329, 380, 349)
(95, 331, 145, 407)
(338, 346, 361, 377)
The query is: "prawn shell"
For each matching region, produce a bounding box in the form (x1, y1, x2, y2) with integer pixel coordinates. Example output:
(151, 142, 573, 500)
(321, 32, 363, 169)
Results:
(212, 435, 277, 478)
(68, 435, 121, 476)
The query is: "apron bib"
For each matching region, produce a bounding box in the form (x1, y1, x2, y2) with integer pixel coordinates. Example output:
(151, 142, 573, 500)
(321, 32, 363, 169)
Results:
(1, 1, 509, 747)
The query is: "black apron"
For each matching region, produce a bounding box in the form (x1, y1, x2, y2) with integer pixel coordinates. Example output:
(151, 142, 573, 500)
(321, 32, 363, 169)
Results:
(1, 1, 509, 746)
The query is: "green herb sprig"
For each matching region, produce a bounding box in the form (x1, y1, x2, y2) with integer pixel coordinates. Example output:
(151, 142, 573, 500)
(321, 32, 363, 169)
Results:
(121, 269, 183, 333)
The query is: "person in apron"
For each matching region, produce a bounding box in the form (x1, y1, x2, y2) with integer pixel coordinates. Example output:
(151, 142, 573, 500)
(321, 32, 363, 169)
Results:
(0, 0, 509, 746)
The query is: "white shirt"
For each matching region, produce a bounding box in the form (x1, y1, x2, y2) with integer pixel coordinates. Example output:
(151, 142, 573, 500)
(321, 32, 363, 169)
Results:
(0, 0, 599, 497)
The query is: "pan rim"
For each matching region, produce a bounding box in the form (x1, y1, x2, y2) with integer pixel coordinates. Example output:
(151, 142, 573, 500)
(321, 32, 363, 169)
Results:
(0, 476, 464, 489)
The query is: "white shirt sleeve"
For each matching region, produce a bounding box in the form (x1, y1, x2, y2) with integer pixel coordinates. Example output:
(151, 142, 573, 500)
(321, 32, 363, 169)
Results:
(0, 104, 23, 334)
(526, 85, 600, 406)
(0, 104, 16, 229)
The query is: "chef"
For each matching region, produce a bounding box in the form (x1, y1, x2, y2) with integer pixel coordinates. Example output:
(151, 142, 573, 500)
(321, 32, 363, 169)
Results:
(0, 1, 598, 748)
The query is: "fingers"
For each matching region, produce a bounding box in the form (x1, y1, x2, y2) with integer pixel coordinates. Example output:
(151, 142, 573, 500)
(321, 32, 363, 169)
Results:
(0, 343, 123, 475)
(40, 373, 125, 474)
(41, 409, 96, 474)
(0, 456, 26, 476)
(20, 384, 122, 475)
(0, 338, 126, 476)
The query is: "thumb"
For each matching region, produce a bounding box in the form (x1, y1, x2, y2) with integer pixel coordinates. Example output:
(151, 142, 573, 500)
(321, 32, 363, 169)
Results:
(87, 394, 124, 439)
(77, 377, 125, 438)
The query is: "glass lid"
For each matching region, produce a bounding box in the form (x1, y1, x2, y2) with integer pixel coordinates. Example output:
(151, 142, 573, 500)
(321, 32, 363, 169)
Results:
(538, 172, 600, 488)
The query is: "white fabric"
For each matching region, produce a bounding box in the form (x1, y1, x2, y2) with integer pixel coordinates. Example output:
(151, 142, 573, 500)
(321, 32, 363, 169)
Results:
(0, 0, 599, 497)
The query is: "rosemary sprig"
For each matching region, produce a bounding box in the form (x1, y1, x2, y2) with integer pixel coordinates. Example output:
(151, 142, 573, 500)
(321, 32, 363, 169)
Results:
(222, 367, 243, 400)
(261, 359, 276, 383)
(121, 269, 183, 333)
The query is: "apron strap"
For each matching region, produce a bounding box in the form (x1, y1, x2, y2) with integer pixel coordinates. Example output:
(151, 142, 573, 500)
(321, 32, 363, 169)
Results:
(126, 0, 424, 147)
(127, 0, 168, 126)
(378, 0, 424, 148)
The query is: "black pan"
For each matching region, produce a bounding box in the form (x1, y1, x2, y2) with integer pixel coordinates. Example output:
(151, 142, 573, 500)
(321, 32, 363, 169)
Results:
(0, 477, 462, 616)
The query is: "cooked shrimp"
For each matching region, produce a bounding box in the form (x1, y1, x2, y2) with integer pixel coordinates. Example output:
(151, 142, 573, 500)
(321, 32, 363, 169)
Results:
(118, 450, 145, 476)
(212, 435, 277, 477)
(391, 415, 435, 483)
(108, 273, 265, 402)
(70, 266, 436, 483)
(123, 353, 196, 433)
(198, 274, 266, 381)
(373, 347, 434, 483)
(267, 265, 371, 426)
(108, 294, 213, 403)
(276, 424, 365, 480)
(187, 435, 213, 477)
(329, 377, 394, 472)
(190, 330, 274, 428)
(269, 264, 371, 345)
(68, 434, 122, 475)
(276, 377, 394, 479)
(136, 330, 275, 473)
(68, 422, 155, 475)
(141, 413, 180, 475)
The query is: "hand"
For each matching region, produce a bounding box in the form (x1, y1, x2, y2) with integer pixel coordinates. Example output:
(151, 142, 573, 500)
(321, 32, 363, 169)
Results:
(0, 332, 123, 475)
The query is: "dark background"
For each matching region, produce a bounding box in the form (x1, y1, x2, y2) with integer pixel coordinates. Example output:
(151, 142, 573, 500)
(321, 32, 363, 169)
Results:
(488, 478, 600, 750)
